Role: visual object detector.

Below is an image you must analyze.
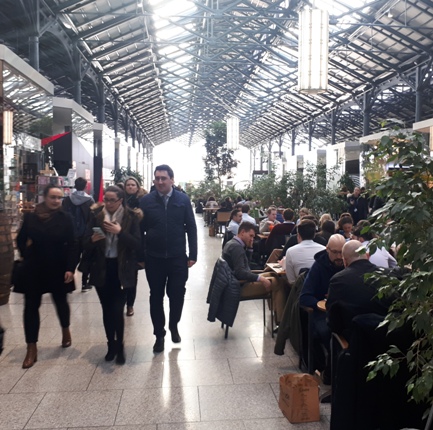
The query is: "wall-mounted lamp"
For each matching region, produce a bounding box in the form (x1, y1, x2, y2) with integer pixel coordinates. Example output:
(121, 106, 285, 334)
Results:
(226, 116, 239, 150)
(298, 7, 329, 94)
(3, 110, 13, 145)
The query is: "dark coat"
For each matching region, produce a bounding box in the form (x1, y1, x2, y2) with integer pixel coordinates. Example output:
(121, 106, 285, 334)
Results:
(274, 271, 307, 356)
(207, 258, 241, 327)
(300, 249, 344, 310)
(265, 222, 295, 255)
(326, 259, 392, 338)
(222, 237, 258, 282)
(347, 195, 369, 224)
(16, 209, 79, 294)
(81, 203, 141, 289)
(62, 194, 93, 238)
(139, 189, 197, 261)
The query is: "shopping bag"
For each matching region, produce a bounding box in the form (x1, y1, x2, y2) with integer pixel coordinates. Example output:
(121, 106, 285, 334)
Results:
(278, 373, 320, 423)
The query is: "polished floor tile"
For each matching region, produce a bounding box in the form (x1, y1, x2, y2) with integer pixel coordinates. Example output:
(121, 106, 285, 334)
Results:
(26, 390, 123, 428)
(115, 387, 200, 425)
(0, 214, 330, 429)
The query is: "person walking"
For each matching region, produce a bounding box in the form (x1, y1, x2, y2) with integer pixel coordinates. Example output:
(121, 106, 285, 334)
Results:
(16, 184, 78, 368)
(123, 176, 147, 316)
(82, 185, 142, 364)
(62, 177, 94, 292)
(139, 164, 197, 353)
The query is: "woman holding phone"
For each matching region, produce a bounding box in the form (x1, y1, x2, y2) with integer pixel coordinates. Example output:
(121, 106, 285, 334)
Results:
(82, 185, 142, 364)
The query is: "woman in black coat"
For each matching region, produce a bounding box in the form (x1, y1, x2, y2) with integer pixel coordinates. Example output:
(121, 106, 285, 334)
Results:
(16, 184, 78, 369)
(82, 185, 142, 364)
(123, 176, 147, 316)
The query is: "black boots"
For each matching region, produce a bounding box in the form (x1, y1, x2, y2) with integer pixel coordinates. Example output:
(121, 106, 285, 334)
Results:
(170, 326, 181, 343)
(153, 337, 165, 353)
(22, 343, 37, 369)
(105, 340, 125, 365)
(61, 327, 72, 348)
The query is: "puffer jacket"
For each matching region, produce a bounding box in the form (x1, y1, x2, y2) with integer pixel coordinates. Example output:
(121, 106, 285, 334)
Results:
(207, 258, 242, 327)
(80, 203, 142, 288)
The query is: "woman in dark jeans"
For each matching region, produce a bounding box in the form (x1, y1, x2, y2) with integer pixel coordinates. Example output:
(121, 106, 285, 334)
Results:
(82, 185, 142, 364)
(123, 177, 147, 316)
(16, 184, 78, 368)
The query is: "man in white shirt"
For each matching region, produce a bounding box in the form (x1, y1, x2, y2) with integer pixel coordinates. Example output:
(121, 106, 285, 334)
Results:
(285, 219, 326, 284)
(352, 220, 397, 268)
(227, 209, 243, 235)
(241, 204, 256, 225)
(259, 207, 280, 233)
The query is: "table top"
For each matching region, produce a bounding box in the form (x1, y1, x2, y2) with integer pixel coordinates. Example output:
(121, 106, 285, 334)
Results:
(203, 207, 219, 211)
(317, 300, 327, 312)
(266, 262, 285, 275)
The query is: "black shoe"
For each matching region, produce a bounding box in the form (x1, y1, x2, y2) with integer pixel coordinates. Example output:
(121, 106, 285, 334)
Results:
(81, 284, 93, 292)
(153, 337, 165, 353)
(116, 343, 126, 365)
(170, 326, 181, 343)
(105, 341, 117, 361)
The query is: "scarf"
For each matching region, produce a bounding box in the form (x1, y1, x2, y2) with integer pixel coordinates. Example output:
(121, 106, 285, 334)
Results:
(103, 204, 124, 258)
(34, 202, 60, 223)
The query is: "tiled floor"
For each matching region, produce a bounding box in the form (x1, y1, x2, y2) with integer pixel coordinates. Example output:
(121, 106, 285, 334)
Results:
(0, 214, 331, 430)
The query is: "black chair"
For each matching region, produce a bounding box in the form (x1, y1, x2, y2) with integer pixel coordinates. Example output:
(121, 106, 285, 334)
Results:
(222, 230, 234, 249)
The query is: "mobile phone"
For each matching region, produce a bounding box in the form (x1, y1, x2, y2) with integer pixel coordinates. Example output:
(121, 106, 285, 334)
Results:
(92, 227, 105, 237)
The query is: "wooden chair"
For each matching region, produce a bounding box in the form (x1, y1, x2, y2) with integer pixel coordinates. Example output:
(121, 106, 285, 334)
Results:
(215, 211, 231, 236)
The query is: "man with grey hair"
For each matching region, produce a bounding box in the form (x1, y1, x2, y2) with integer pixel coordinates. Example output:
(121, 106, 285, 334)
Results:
(326, 240, 392, 339)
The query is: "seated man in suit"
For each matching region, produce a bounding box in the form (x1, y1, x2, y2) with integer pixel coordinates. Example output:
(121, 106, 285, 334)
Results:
(326, 240, 393, 340)
(222, 222, 286, 324)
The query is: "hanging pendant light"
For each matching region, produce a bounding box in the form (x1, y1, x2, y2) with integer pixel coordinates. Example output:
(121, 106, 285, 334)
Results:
(298, 7, 329, 94)
(226, 116, 239, 150)
(3, 110, 13, 145)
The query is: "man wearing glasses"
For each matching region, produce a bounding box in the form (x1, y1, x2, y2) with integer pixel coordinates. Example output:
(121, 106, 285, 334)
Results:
(298, 234, 346, 384)
(139, 164, 197, 353)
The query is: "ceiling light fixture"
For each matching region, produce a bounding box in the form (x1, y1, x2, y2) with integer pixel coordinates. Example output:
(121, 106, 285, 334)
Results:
(298, 7, 329, 94)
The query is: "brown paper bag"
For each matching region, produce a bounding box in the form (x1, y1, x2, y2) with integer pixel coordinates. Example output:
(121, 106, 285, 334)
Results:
(278, 373, 320, 423)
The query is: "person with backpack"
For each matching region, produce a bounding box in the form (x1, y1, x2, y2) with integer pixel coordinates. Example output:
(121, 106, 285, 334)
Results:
(62, 177, 94, 292)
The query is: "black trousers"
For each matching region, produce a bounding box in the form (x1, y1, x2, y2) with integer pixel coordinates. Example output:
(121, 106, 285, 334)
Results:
(95, 258, 126, 344)
(145, 255, 188, 338)
(125, 270, 138, 307)
(24, 290, 70, 344)
(78, 236, 89, 286)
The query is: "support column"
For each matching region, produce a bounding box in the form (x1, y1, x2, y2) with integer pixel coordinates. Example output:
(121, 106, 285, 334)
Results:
(97, 74, 105, 123)
(73, 44, 82, 105)
(291, 129, 296, 156)
(267, 141, 272, 174)
(29, 36, 40, 71)
(363, 92, 372, 136)
(415, 66, 423, 123)
(308, 122, 313, 152)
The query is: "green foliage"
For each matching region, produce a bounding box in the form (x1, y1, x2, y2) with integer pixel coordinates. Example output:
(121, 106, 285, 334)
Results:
(111, 167, 144, 187)
(188, 180, 225, 202)
(338, 172, 355, 192)
(203, 121, 238, 191)
(245, 163, 346, 216)
(29, 116, 53, 138)
(365, 129, 433, 409)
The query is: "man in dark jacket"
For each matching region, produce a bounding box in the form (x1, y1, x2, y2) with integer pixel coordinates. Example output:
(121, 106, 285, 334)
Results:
(62, 177, 94, 292)
(347, 187, 369, 224)
(139, 164, 197, 353)
(299, 234, 346, 379)
(326, 240, 392, 340)
(222, 222, 286, 324)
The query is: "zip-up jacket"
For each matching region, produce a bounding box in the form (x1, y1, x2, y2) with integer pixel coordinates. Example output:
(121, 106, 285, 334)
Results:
(139, 188, 197, 261)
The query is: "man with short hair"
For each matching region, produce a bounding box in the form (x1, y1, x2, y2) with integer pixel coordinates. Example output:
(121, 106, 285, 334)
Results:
(222, 222, 287, 324)
(326, 240, 392, 339)
(62, 177, 94, 292)
(227, 209, 243, 235)
(285, 219, 326, 284)
(241, 204, 256, 225)
(140, 164, 197, 353)
(259, 207, 280, 233)
(347, 187, 369, 224)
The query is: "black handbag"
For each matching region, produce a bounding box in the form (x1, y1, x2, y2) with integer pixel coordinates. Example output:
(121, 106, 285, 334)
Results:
(11, 259, 27, 294)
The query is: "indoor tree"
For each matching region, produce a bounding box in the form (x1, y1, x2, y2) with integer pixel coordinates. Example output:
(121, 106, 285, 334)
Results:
(365, 129, 433, 414)
(203, 121, 238, 194)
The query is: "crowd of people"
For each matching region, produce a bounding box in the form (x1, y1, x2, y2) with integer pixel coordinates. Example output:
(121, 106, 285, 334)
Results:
(12, 164, 197, 368)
